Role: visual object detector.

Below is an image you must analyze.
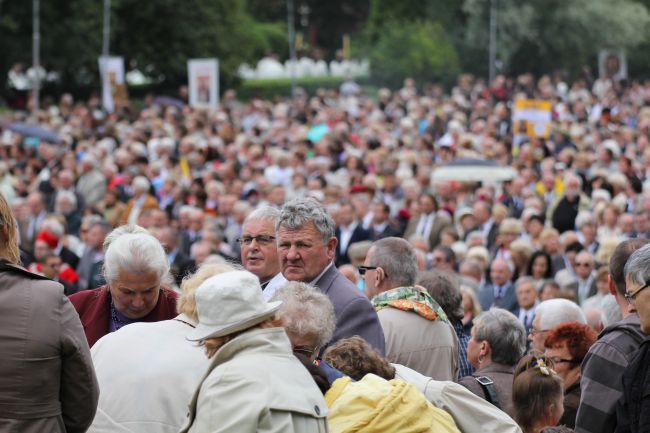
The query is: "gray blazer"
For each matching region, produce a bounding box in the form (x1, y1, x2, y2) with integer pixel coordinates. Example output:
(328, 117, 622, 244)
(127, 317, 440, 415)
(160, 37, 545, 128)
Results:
(314, 264, 386, 355)
(0, 260, 99, 433)
(479, 281, 519, 314)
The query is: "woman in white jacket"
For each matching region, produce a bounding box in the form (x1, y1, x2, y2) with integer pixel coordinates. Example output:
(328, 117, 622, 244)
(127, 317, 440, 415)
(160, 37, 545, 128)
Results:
(89, 262, 235, 433)
(179, 270, 328, 433)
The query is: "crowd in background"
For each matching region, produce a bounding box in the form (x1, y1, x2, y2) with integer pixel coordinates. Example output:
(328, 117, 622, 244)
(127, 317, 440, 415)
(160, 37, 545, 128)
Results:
(1, 70, 650, 433)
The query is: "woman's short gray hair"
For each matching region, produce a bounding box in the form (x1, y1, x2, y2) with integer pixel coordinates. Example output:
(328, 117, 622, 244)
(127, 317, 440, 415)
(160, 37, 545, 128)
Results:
(473, 308, 527, 366)
(103, 224, 150, 252)
(270, 281, 336, 348)
(104, 232, 172, 286)
(277, 198, 335, 243)
(624, 243, 650, 286)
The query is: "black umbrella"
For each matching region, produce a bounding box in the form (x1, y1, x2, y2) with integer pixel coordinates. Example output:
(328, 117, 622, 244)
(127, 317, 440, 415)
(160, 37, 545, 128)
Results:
(3, 122, 60, 144)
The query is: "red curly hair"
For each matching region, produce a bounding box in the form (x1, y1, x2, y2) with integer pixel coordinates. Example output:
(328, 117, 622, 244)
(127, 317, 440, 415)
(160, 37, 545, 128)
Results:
(544, 322, 597, 362)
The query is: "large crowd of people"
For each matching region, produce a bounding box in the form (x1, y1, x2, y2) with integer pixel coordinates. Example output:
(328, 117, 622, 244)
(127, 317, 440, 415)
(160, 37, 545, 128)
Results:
(0, 70, 649, 432)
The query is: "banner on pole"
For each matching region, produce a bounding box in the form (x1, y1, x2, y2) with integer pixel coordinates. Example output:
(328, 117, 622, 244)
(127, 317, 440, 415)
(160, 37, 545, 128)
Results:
(512, 98, 553, 139)
(188, 59, 219, 109)
(98, 56, 127, 113)
(598, 50, 627, 82)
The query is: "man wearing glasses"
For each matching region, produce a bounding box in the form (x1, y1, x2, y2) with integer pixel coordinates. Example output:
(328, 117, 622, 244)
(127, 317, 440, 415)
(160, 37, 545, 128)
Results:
(613, 242, 650, 433)
(239, 207, 283, 297)
(573, 251, 597, 305)
(576, 239, 649, 433)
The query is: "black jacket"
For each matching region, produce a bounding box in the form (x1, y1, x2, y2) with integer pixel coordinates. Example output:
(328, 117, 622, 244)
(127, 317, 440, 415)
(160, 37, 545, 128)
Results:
(617, 336, 650, 433)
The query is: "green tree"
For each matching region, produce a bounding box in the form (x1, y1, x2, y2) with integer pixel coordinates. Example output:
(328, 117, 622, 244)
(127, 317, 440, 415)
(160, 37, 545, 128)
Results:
(463, 0, 650, 77)
(367, 20, 460, 89)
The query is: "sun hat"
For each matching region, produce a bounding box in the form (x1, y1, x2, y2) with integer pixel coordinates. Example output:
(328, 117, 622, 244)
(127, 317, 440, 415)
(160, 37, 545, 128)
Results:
(187, 270, 282, 341)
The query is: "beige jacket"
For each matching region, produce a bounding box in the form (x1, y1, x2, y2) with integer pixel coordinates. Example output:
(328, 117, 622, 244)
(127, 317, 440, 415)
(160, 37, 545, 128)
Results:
(179, 327, 328, 433)
(378, 307, 459, 381)
(393, 364, 522, 433)
(0, 260, 99, 433)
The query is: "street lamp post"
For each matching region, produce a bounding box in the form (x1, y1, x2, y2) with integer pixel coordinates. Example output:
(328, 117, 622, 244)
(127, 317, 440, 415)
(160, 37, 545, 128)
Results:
(102, 0, 110, 57)
(287, 0, 297, 97)
(32, 0, 40, 113)
(488, 0, 497, 84)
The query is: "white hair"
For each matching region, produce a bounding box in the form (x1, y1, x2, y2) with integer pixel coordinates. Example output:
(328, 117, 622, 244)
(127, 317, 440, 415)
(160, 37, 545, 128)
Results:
(243, 206, 280, 228)
(41, 218, 65, 238)
(624, 243, 650, 286)
(132, 176, 151, 193)
(535, 298, 587, 330)
(271, 281, 336, 348)
(103, 224, 150, 252)
(575, 211, 595, 229)
(104, 232, 171, 286)
(600, 294, 623, 328)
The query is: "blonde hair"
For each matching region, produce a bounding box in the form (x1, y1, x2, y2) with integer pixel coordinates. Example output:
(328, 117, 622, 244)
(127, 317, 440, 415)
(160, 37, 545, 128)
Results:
(0, 193, 21, 264)
(177, 262, 238, 321)
(203, 316, 283, 358)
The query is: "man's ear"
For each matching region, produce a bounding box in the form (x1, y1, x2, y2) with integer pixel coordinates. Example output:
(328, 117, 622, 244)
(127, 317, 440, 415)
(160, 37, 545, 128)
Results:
(608, 274, 617, 296)
(326, 237, 338, 260)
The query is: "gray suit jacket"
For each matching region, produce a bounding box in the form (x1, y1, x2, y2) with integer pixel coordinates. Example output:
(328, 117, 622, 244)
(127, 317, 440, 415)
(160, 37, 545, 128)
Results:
(479, 281, 519, 314)
(314, 265, 385, 355)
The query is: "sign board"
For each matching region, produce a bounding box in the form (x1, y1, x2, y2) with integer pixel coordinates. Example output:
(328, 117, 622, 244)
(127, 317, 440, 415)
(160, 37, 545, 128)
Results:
(512, 98, 553, 139)
(598, 50, 627, 82)
(188, 59, 219, 109)
(98, 56, 128, 113)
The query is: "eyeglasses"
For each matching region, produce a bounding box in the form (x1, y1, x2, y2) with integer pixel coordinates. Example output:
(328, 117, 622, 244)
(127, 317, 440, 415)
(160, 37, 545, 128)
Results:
(624, 280, 650, 305)
(575, 262, 592, 267)
(530, 327, 550, 336)
(293, 345, 319, 357)
(358, 266, 388, 278)
(237, 235, 276, 246)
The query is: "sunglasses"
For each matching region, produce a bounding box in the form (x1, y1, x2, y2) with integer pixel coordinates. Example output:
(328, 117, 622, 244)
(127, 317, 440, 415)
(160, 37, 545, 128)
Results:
(358, 266, 389, 278)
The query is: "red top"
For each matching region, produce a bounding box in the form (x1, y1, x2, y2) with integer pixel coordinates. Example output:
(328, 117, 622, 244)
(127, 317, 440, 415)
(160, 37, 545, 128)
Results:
(69, 286, 178, 348)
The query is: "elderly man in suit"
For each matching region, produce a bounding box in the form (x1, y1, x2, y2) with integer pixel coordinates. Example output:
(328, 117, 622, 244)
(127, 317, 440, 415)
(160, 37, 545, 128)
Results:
(403, 193, 451, 251)
(479, 258, 518, 314)
(277, 197, 385, 354)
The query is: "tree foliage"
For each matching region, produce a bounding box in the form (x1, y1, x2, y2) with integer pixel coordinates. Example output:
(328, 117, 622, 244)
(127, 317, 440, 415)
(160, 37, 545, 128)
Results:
(367, 20, 460, 89)
(462, 0, 650, 77)
(0, 0, 285, 92)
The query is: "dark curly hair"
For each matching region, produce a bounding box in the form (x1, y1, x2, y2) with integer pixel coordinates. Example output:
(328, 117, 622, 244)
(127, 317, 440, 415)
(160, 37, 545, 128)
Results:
(544, 322, 597, 363)
(323, 336, 396, 381)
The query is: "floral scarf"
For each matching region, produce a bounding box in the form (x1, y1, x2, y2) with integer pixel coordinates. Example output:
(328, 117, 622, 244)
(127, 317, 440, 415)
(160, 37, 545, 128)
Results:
(372, 286, 449, 322)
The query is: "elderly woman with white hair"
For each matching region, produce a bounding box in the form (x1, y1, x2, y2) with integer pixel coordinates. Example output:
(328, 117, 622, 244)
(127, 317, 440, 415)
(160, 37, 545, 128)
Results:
(179, 270, 328, 432)
(119, 176, 159, 225)
(88, 262, 235, 433)
(69, 228, 178, 347)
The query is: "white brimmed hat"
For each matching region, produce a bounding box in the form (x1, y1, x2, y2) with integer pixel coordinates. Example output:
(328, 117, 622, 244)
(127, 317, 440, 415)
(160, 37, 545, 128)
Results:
(187, 270, 282, 341)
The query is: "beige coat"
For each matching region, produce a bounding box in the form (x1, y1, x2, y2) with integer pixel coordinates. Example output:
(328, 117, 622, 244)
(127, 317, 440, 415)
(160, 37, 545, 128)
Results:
(179, 327, 328, 433)
(0, 260, 99, 433)
(393, 364, 522, 433)
(378, 307, 459, 381)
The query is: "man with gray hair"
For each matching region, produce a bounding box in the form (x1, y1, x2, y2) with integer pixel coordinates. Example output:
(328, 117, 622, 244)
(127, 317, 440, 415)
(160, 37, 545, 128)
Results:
(276, 198, 384, 354)
(239, 206, 282, 296)
(576, 239, 649, 433)
(364, 237, 459, 381)
(76, 153, 107, 208)
(615, 243, 650, 433)
(529, 298, 587, 352)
